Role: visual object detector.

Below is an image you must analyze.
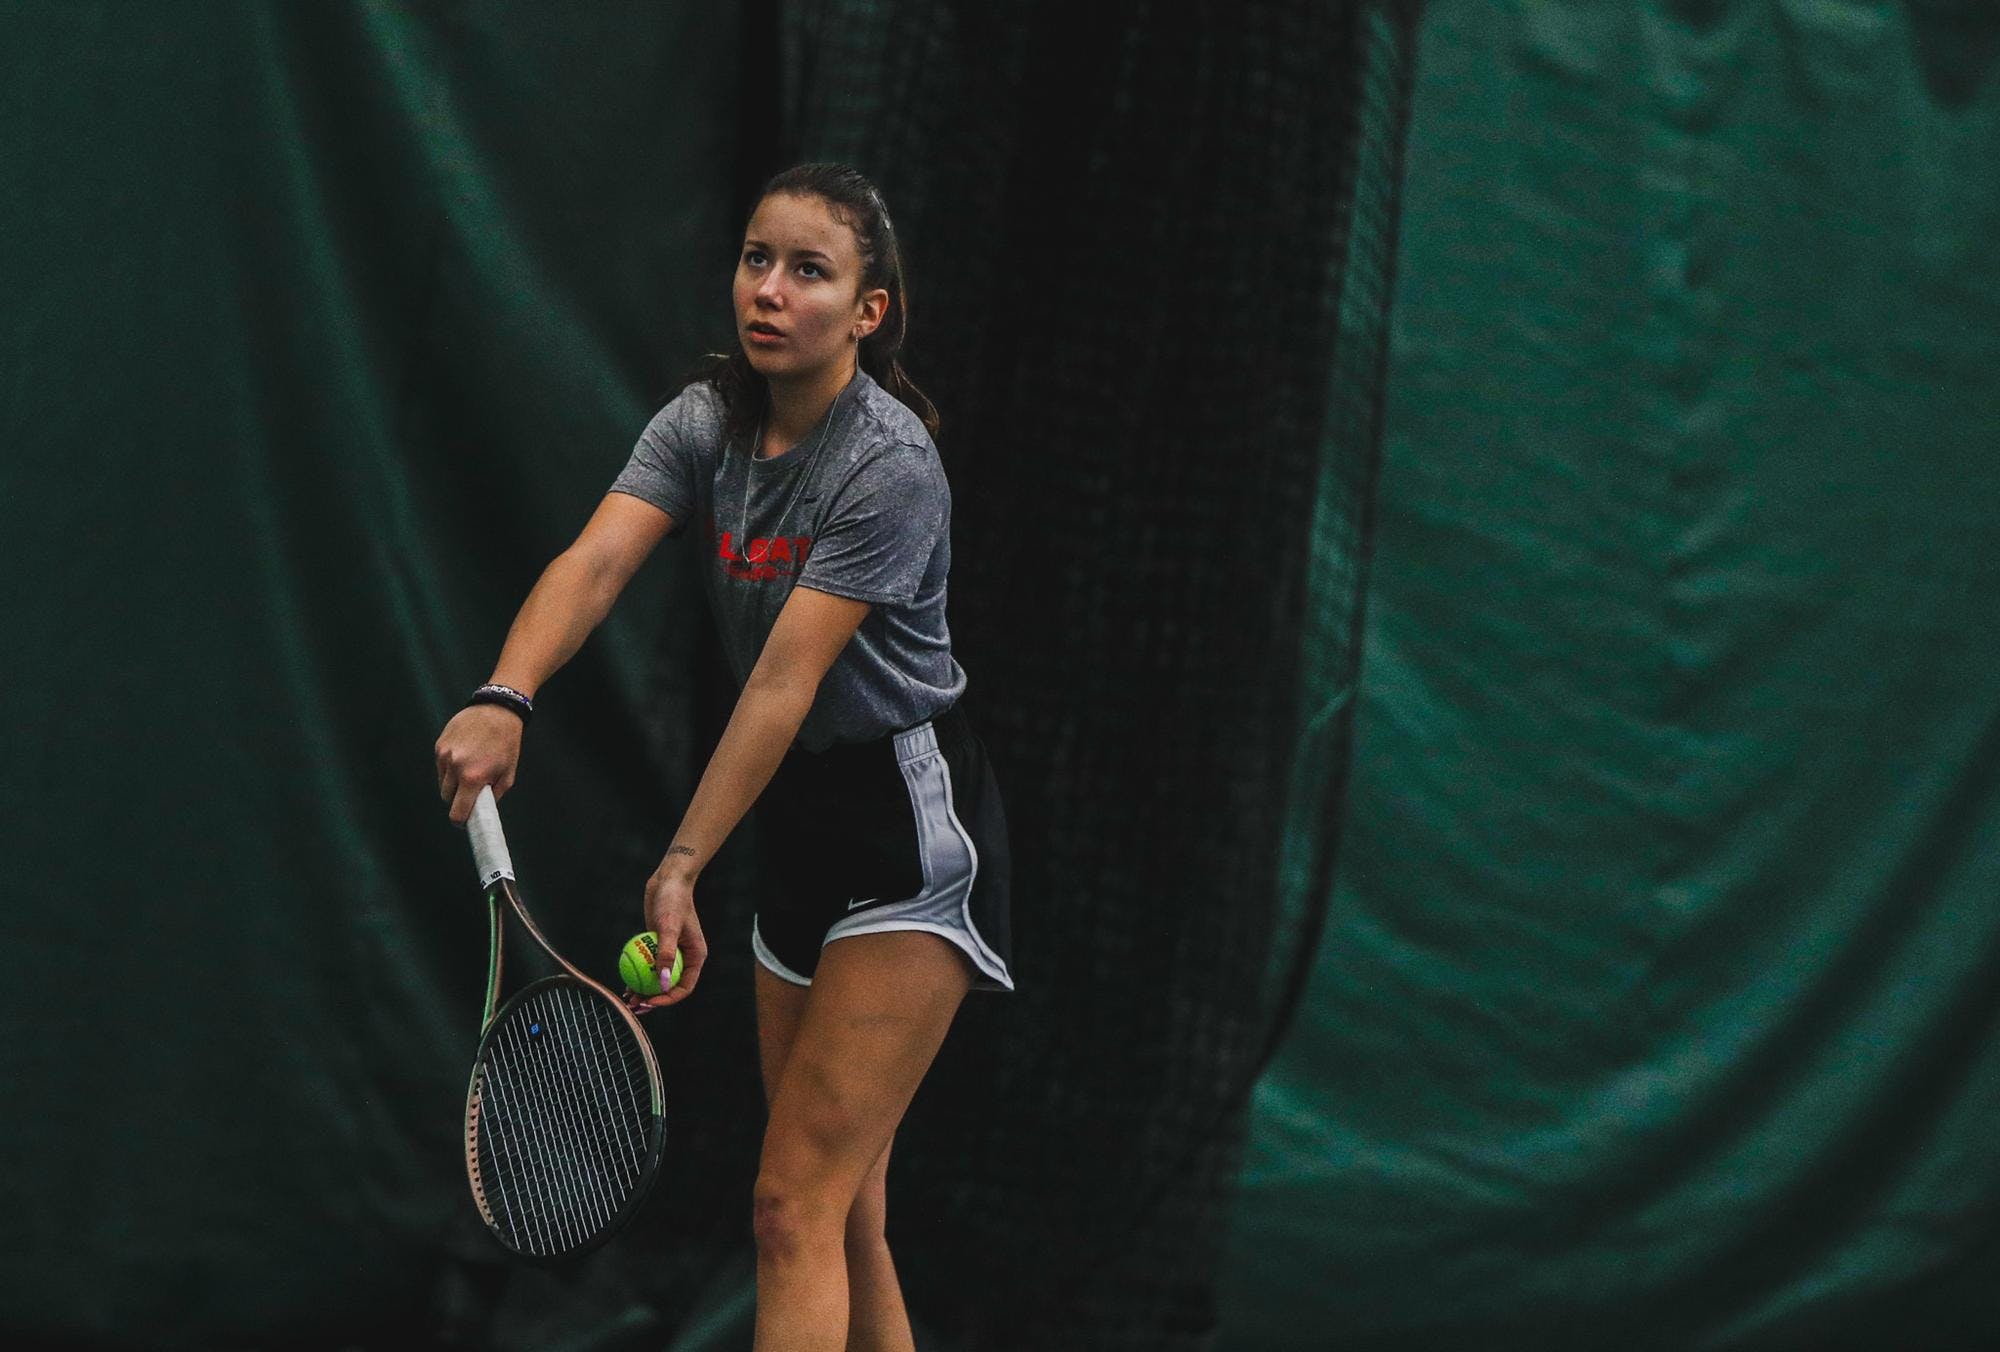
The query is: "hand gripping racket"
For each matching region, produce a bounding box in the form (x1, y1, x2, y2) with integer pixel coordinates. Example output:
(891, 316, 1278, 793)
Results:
(461, 784, 665, 1261)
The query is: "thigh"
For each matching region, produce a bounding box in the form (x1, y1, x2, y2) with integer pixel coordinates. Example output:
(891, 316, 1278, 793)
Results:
(754, 960, 812, 1110)
(758, 961, 894, 1222)
(756, 930, 974, 1208)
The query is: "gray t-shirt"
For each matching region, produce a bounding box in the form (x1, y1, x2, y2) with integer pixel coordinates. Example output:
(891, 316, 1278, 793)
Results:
(607, 365, 967, 752)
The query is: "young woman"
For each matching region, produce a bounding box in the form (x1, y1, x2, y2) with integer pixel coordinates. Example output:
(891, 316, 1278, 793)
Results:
(433, 162, 1014, 1351)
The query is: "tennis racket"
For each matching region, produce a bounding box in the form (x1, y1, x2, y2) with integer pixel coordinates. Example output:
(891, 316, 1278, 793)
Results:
(460, 783, 666, 1261)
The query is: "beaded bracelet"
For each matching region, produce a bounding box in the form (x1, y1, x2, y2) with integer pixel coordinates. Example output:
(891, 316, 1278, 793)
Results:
(466, 683, 534, 725)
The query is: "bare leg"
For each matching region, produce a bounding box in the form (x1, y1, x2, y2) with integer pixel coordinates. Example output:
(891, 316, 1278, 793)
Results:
(752, 960, 912, 1352)
(753, 963, 917, 1352)
(843, 1138, 914, 1352)
(752, 964, 843, 1345)
(752, 932, 973, 1352)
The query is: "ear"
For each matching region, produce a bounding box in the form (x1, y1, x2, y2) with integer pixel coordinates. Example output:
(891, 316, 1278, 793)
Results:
(856, 287, 890, 338)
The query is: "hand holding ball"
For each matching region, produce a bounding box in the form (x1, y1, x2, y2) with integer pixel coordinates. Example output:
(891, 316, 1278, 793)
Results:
(619, 931, 683, 997)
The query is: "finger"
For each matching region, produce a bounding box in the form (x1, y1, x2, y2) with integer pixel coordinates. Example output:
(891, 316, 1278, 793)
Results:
(636, 979, 684, 1008)
(660, 961, 697, 1003)
(656, 931, 682, 992)
(449, 778, 483, 826)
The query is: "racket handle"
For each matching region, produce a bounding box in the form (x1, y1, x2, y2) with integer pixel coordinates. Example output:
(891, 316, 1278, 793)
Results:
(468, 784, 516, 887)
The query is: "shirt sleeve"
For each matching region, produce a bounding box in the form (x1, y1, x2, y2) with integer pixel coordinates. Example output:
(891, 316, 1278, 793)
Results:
(796, 444, 945, 606)
(607, 385, 704, 536)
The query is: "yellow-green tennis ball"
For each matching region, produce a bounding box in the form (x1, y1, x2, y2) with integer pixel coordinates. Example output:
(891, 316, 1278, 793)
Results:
(619, 932, 660, 995)
(618, 932, 684, 996)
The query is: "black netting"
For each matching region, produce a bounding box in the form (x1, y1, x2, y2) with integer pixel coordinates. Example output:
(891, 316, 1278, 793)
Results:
(644, 3, 1421, 1347)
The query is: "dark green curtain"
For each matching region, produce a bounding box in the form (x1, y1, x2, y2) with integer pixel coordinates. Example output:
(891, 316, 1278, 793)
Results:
(3, 2, 1406, 1348)
(1221, 3, 2000, 1349)
(19, 3, 1987, 1350)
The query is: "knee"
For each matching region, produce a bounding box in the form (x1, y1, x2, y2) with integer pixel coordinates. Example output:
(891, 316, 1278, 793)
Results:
(752, 1180, 840, 1262)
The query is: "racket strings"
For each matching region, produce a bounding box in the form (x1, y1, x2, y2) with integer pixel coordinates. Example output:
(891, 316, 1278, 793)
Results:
(472, 983, 655, 1256)
(482, 989, 643, 1253)
(514, 987, 645, 1246)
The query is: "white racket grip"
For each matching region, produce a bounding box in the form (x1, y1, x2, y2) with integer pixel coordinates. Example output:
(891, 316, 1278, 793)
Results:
(468, 784, 516, 887)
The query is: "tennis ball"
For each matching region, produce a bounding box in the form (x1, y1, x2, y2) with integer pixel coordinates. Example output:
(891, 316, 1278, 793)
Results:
(619, 931, 683, 996)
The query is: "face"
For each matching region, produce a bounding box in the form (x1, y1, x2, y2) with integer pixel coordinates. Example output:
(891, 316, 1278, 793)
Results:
(735, 193, 889, 378)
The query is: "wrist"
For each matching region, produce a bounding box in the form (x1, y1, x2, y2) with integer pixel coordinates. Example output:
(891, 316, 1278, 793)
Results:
(657, 846, 702, 884)
(466, 682, 534, 725)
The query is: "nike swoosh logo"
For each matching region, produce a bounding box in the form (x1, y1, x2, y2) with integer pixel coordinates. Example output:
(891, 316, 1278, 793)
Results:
(846, 895, 878, 911)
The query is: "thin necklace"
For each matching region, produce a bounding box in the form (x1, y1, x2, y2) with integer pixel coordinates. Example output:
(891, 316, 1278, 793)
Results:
(738, 399, 838, 569)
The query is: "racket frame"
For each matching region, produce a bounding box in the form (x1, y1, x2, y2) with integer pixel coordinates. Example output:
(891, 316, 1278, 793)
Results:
(460, 786, 666, 1263)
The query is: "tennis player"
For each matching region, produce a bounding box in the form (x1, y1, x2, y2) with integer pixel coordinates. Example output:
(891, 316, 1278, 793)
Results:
(433, 161, 1013, 1351)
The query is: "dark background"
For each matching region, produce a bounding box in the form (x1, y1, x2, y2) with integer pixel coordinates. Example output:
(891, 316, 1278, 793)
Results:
(4, 3, 1997, 1350)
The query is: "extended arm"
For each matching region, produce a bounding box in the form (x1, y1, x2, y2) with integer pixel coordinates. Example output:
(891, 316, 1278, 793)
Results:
(487, 492, 677, 697)
(438, 492, 674, 824)
(654, 585, 873, 885)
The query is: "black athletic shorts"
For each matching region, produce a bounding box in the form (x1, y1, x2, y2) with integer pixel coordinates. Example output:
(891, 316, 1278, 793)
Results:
(751, 699, 1015, 993)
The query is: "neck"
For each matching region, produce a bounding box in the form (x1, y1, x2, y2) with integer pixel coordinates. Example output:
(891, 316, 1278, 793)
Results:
(762, 356, 858, 451)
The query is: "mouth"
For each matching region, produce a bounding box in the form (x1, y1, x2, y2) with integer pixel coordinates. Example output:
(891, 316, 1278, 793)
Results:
(747, 323, 785, 337)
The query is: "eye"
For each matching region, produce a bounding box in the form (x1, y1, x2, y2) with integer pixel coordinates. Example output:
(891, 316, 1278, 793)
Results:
(741, 249, 823, 279)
